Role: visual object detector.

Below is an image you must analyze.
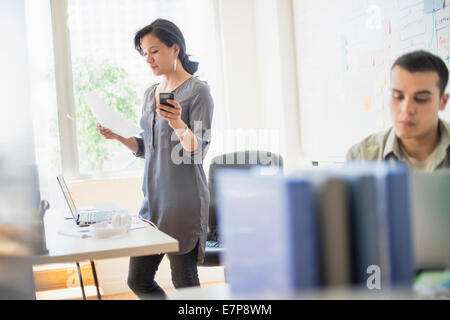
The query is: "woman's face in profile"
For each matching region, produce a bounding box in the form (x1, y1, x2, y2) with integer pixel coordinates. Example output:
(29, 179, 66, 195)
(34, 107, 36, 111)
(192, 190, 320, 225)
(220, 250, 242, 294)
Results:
(141, 33, 178, 76)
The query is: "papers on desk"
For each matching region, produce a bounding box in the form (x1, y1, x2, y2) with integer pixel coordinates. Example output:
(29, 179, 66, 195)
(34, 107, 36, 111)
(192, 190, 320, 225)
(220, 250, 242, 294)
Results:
(85, 92, 142, 139)
(57, 217, 150, 239)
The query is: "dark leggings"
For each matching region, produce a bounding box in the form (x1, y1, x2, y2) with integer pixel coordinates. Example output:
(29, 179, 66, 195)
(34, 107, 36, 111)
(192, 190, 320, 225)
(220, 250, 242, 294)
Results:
(127, 240, 200, 299)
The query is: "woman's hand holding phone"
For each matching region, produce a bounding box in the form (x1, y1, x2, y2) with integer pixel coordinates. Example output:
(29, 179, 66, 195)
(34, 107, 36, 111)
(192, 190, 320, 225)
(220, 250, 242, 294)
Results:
(156, 98, 185, 131)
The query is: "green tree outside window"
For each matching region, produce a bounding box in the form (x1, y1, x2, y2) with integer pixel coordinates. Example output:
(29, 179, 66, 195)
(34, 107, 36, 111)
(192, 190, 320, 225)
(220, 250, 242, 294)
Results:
(50, 58, 152, 172)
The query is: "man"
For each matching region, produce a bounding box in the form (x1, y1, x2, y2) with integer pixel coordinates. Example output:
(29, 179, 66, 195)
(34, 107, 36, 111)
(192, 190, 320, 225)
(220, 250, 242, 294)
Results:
(347, 50, 450, 171)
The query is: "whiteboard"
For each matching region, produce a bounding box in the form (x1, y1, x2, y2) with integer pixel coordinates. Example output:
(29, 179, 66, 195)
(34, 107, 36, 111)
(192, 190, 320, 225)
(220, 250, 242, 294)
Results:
(293, 0, 450, 160)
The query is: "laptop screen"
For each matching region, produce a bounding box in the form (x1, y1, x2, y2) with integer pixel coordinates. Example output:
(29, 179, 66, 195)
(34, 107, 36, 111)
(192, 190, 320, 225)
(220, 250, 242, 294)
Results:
(56, 175, 77, 217)
(411, 172, 450, 270)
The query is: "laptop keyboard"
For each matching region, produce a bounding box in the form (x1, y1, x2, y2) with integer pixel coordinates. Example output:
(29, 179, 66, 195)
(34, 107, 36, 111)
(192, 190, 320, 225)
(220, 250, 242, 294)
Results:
(87, 212, 112, 222)
(206, 240, 221, 248)
(80, 210, 126, 223)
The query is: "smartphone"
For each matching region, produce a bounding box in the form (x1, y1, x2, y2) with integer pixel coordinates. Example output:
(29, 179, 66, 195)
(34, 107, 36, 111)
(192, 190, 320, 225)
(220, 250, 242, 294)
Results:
(159, 92, 175, 108)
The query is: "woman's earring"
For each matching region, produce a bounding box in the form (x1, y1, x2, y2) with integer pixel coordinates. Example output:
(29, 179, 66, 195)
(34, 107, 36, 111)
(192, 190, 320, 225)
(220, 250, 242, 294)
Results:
(173, 58, 177, 72)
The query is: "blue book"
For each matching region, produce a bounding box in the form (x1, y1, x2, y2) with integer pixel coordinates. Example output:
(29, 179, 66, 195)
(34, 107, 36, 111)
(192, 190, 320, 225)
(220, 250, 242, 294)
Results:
(294, 171, 352, 287)
(215, 169, 319, 297)
(371, 162, 415, 286)
(334, 168, 381, 285)
(337, 161, 415, 288)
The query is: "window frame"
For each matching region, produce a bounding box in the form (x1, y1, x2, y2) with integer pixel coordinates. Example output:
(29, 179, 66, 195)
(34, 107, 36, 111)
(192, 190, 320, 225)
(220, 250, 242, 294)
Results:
(51, 0, 79, 179)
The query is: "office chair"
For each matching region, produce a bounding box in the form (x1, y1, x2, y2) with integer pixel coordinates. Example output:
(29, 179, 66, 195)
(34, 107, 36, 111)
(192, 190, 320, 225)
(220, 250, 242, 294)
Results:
(199, 150, 284, 267)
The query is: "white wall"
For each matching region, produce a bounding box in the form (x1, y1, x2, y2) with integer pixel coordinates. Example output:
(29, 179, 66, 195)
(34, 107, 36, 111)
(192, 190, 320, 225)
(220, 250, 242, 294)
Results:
(218, 0, 263, 130)
(218, 0, 301, 172)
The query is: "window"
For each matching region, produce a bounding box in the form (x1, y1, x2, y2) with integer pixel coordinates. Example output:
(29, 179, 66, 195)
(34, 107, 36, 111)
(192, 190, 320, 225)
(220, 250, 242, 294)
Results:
(27, 0, 226, 180)
(25, 0, 63, 208)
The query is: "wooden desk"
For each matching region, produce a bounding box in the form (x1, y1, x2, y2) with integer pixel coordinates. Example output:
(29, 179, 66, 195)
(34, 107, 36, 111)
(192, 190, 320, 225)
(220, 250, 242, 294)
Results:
(32, 210, 179, 299)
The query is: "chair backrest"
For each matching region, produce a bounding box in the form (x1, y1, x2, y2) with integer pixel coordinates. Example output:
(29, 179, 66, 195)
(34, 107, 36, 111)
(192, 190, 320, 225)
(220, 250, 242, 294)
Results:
(207, 150, 284, 241)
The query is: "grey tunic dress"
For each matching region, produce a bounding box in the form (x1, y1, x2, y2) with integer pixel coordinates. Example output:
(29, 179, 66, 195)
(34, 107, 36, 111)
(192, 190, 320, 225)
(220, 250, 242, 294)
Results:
(134, 76, 214, 263)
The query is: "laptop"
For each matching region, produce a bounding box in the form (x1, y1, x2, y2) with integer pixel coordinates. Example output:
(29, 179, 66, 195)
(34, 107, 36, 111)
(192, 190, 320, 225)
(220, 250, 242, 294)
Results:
(411, 171, 450, 271)
(57, 175, 128, 226)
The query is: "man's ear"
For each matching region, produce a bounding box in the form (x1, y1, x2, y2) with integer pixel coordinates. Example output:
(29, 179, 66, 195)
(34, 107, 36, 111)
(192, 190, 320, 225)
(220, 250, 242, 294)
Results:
(440, 93, 449, 111)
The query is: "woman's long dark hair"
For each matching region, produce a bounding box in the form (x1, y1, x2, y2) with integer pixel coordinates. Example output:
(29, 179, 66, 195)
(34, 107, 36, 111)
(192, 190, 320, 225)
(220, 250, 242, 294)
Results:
(134, 19, 199, 75)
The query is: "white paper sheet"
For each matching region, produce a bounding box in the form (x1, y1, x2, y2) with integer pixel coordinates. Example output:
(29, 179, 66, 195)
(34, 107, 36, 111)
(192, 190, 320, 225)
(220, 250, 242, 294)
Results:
(85, 92, 142, 139)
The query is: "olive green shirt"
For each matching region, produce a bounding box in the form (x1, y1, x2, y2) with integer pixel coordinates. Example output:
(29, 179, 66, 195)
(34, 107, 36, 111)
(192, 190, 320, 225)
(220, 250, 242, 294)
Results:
(346, 118, 450, 172)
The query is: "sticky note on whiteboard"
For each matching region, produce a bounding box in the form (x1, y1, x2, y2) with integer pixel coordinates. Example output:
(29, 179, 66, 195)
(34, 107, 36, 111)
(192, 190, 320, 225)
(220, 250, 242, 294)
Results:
(364, 95, 372, 112)
(435, 5, 450, 30)
(382, 19, 391, 35)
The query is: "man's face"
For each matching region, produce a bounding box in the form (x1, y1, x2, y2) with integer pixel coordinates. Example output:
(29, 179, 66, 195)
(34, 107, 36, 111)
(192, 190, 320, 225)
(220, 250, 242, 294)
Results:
(390, 66, 448, 140)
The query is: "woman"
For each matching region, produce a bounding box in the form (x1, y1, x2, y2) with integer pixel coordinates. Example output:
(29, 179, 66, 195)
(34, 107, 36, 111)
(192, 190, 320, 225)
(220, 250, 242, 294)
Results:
(97, 18, 214, 299)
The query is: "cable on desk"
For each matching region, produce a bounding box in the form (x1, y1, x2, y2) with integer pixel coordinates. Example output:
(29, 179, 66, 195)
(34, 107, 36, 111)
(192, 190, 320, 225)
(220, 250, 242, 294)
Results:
(138, 217, 158, 230)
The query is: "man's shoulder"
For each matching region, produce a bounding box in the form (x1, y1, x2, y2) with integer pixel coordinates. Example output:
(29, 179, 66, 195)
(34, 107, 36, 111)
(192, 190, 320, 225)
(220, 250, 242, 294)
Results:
(346, 128, 393, 161)
(441, 118, 450, 132)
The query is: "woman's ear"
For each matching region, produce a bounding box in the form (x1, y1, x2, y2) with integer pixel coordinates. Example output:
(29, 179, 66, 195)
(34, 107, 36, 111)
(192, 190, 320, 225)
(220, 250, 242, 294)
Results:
(172, 44, 180, 58)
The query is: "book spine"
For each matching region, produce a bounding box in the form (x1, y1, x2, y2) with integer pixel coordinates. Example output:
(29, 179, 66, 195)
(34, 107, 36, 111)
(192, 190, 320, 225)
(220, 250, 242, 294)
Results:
(287, 180, 320, 290)
(348, 176, 381, 285)
(386, 171, 415, 286)
(319, 180, 351, 286)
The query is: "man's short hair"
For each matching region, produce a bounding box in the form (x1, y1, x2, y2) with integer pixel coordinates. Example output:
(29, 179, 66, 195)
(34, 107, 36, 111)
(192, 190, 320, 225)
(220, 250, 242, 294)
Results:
(391, 50, 449, 96)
